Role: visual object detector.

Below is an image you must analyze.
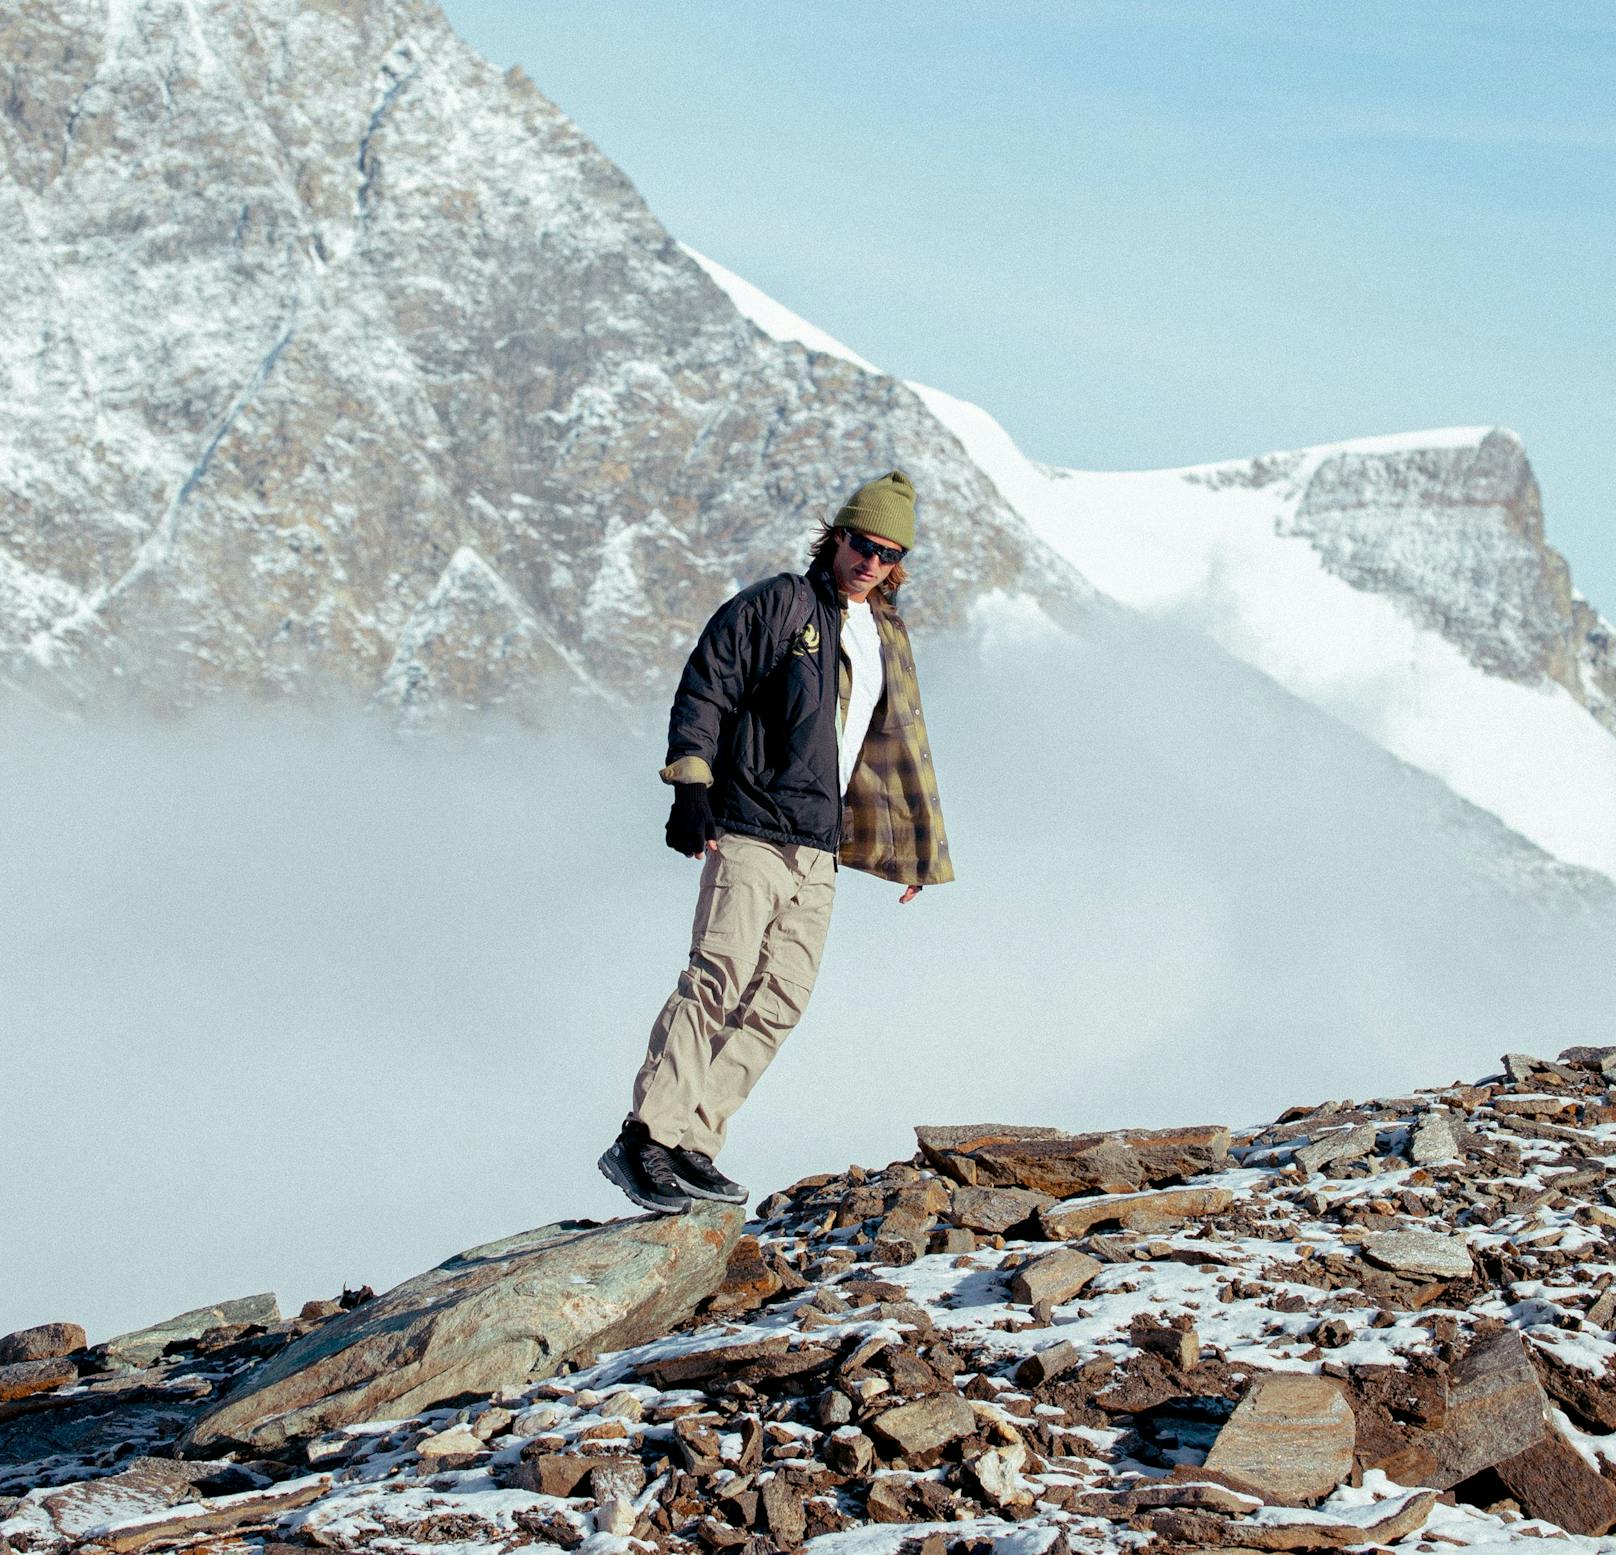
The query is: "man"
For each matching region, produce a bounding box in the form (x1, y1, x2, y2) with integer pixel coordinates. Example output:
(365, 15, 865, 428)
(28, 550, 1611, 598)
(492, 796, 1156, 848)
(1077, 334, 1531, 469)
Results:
(598, 469, 953, 1214)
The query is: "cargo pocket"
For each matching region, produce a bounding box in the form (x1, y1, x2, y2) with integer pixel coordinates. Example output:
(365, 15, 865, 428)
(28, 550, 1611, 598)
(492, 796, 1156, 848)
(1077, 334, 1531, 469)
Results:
(690, 832, 770, 955)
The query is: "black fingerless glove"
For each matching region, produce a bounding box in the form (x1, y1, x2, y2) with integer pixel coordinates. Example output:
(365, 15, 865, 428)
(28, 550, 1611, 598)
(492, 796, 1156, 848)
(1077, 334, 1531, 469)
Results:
(665, 783, 719, 857)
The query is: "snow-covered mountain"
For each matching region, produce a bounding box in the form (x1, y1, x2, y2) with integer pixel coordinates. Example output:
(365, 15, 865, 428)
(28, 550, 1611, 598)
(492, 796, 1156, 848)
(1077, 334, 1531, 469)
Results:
(687, 254, 1616, 883)
(0, 0, 1087, 722)
(2, 0, 1613, 888)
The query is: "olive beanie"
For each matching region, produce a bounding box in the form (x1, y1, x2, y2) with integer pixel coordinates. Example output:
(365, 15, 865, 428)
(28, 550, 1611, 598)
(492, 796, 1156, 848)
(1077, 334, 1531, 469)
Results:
(834, 469, 916, 551)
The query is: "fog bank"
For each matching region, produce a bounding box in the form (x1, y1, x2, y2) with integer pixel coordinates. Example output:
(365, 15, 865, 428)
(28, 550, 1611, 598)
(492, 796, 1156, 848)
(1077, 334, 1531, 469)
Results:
(5, 610, 1612, 1340)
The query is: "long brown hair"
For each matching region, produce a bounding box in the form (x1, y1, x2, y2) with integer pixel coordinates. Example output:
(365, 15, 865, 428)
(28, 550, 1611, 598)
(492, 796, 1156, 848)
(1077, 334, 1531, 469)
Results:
(806, 520, 907, 600)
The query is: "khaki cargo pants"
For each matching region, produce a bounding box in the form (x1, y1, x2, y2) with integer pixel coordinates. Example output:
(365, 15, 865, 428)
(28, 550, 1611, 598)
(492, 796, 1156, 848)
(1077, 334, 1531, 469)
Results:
(632, 830, 836, 1159)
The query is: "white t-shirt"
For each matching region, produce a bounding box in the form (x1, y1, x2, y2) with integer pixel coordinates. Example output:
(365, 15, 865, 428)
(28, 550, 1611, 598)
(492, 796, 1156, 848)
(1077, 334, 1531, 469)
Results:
(838, 598, 884, 796)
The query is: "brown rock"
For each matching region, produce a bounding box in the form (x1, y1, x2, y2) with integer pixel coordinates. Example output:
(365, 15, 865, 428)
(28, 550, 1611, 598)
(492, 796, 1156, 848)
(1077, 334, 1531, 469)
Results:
(1528, 1338, 1616, 1431)
(882, 1346, 945, 1397)
(672, 1417, 724, 1474)
(949, 1186, 1053, 1234)
(0, 1356, 77, 1402)
(1039, 1185, 1234, 1240)
(1009, 1249, 1101, 1308)
(639, 1335, 791, 1389)
(39, 1458, 207, 1541)
(867, 1392, 975, 1458)
(1014, 1341, 1082, 1388)
(1495, 1428, 1616, 1536)
(0, 1323, 86, 1365)
(759, 1475, 806, 1546)
(1202, 1373, 1355, 1506)
(505, 1450, 615, 1497)
(865, 1475, 960, 1523)
(1140, 1488, 1435, 1549)
(705, 1236, 784, 1316)
(914, 1124, 1070, 1182)
(1130, 1314, 1201, 1369)
(1492, 1095, 1575, 1116)
(970, 1135, 1143, 1197)
(1126, 1123, 1232, 1180)
(825, 1427, 874, 1475)
(1074, 1480, 1263, 1517)
(1421, 1330, 1551, 1488)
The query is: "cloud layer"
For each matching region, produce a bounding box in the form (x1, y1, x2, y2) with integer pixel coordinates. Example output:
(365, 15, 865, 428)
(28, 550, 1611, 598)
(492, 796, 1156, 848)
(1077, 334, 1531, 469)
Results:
(6, 612, 1612, 1340)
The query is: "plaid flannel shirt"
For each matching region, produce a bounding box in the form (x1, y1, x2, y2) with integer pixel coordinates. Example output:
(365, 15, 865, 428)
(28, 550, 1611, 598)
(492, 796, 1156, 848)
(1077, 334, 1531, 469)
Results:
(838, 591, 954, 887)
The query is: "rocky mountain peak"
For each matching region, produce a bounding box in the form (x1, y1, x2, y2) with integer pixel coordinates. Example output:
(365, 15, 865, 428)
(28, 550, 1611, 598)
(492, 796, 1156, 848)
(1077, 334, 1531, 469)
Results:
(0, 0, 1084, 722)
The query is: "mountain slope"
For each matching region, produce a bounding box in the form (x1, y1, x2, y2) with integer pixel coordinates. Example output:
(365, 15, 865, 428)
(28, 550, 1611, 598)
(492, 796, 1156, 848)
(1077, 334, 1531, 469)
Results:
(0, 0, 1086, 716)
(2, 0, 1612, 889)
(682, 248, 1616, 883)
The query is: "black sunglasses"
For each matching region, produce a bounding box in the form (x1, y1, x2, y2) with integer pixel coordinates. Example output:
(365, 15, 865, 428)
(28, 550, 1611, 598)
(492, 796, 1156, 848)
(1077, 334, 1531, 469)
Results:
(841, 530, 906, 566)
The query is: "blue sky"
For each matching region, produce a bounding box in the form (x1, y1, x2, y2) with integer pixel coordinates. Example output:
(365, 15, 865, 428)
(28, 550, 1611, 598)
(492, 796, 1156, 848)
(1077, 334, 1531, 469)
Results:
(437, 1, 1614, 611)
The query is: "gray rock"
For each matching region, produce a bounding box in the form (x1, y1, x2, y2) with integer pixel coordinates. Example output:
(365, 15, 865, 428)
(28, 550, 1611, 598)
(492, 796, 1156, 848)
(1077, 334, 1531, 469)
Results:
(867, 1392, 976, 1459)
(1293, 1124, 1380, 1174)
(1203, 1373, 1355, 1507)
(1408, 1111, 1465, 1165)
(38, 1458, 211, 1542)
(0, 1324, 85, 1366)
(100, 1294, 280, 1370)
(948, 1186, 1053, 1234)
(183, 1209, 741, 1453)
(1559, 1046, 1616, 1069)
(0, 0, 1086, 726)
(1359, 1231, 1474, 1280)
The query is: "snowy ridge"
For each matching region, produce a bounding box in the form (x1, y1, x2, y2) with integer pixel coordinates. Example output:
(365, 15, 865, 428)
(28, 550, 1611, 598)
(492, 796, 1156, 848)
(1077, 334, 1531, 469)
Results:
(681, 246, 881, 375)
(695, 254, 1616, 881)
(914, 385, 1616, 881)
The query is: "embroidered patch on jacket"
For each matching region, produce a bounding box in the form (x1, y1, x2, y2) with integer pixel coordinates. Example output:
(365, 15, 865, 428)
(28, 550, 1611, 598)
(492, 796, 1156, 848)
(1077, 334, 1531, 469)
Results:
(792, 623, 820, 657)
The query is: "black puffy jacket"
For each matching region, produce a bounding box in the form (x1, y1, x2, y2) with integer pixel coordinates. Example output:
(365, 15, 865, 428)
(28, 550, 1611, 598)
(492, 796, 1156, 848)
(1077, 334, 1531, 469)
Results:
(659, 564, 844, 853)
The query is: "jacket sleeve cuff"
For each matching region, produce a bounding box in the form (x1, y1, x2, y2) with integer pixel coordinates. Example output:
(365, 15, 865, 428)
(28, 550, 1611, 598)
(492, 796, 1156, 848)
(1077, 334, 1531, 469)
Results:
(660, 756, 714, 786)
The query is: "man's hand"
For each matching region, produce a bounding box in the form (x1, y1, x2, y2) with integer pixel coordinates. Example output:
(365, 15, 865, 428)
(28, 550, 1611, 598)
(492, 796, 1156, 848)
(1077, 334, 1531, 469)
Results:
(899, 884, 922, 905)
(666, 783, 719, 859)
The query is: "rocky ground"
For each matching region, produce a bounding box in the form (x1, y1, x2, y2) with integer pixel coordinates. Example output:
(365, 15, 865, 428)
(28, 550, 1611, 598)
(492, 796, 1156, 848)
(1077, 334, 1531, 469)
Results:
(10, 1047, 1616, 1554)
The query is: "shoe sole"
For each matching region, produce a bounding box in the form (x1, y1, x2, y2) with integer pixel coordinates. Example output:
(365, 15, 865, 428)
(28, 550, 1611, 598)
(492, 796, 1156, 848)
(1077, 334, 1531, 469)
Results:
(597, 1146, 690, 1215)
(667, 1168, 748, 1205)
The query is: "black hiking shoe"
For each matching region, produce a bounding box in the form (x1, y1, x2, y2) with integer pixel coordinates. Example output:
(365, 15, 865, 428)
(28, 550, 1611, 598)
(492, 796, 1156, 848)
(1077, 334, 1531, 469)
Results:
(666, 1145, 748, 1204)
(597, 1120, 692, 1215)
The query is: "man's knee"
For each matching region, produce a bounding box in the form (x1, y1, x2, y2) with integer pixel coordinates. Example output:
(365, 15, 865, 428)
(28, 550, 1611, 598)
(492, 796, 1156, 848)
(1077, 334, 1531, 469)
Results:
(746, 969, 816, 1033)
(677, 948, 752, 1021)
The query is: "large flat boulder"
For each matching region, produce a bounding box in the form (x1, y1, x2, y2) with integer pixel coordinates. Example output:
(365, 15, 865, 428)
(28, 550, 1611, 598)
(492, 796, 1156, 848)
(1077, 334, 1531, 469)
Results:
(917, 1123, 1228, 1196)
(183, 1208, 742, 1454)
(1202, 1373, 1355, 1507)
(1420, 1330, 1551, 1489)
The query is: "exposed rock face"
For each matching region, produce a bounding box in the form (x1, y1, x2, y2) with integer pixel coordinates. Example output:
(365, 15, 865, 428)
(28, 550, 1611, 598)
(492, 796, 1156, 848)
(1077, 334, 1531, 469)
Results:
(183, 1208, 741, 1452)
(0, 0, 1084, 724)
(1283, 431, 1616, 734)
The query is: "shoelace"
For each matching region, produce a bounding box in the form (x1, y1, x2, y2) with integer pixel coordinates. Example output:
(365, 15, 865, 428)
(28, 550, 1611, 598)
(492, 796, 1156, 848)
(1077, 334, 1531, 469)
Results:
(640, 1143, 687, 1193)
